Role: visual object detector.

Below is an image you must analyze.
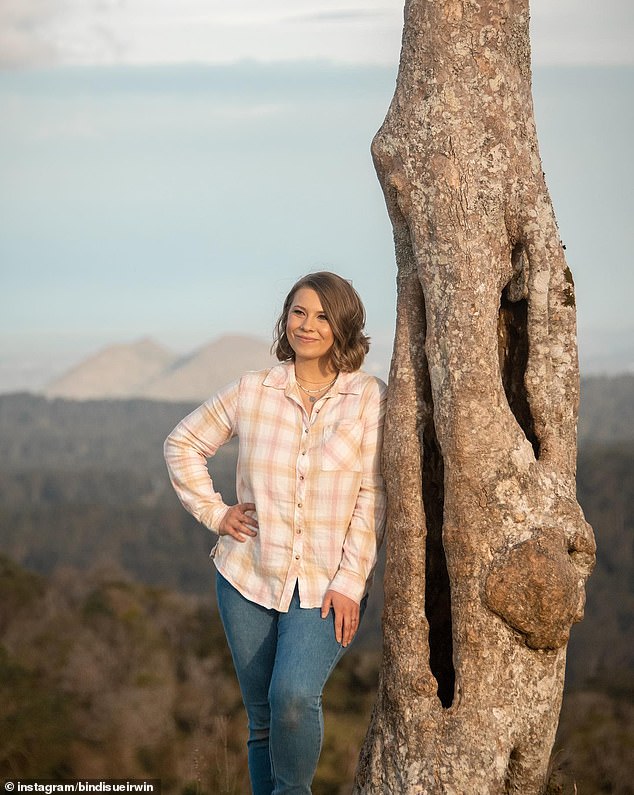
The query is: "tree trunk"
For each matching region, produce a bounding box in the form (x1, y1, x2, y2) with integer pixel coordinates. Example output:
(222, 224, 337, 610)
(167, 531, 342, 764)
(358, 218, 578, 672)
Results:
(354, 1, 596, 792)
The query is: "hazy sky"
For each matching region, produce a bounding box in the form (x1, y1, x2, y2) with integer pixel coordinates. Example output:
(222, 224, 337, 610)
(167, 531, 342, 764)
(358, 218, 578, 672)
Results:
(1, 1, 633, 390)
(1, 0, 633, 68)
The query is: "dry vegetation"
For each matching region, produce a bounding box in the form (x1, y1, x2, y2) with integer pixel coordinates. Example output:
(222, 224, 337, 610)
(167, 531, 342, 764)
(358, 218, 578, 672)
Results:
(1, 553, 631, 794)
(0, 380, 632, 793)
(0, 555, 379, 794)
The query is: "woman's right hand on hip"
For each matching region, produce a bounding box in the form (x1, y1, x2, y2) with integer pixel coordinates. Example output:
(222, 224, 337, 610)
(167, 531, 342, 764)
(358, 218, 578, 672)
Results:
(218, 503, 259, 542)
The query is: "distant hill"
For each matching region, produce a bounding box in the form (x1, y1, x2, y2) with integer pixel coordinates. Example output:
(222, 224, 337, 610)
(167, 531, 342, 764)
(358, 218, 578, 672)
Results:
(41, 333, 634, 410)
(44, 338, 178, 400)
(43, 334, 275, 402)
(141, 335, 276, 402)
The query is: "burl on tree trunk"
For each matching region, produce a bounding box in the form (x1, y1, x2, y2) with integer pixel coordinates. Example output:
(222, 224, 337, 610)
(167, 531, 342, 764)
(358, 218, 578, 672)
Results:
(354, 1, 596, 793)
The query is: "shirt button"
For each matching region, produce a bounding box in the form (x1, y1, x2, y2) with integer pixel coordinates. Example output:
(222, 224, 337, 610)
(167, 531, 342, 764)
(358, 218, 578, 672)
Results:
(297, 503, 302, 508)
(296, 529, 302, 534)
(301, 450, 306, 455)
(299, 475, 304, 480)
(295, 555, 300, 560)
(304, 429, 309, 434)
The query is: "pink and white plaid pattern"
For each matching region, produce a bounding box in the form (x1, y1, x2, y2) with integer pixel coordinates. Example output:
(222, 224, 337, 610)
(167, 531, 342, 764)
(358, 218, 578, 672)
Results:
(164, 362, 387, 611)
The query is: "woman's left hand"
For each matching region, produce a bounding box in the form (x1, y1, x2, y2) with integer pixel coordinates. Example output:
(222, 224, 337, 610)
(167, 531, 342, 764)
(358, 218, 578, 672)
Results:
(321, 590, 360, 647)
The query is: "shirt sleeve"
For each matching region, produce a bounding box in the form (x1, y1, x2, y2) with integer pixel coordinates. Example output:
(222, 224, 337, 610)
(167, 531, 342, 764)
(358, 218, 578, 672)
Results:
(163, 379, 240, 532)
(328, 377, 388, 602)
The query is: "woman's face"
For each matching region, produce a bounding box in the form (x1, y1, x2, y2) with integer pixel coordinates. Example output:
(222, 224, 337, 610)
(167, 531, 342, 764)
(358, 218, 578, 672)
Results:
(285, 287, 335, 368)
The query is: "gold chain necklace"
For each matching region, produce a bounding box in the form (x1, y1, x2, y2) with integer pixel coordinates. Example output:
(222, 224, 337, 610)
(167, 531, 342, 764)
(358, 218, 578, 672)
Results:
(296, 377, 337, 403)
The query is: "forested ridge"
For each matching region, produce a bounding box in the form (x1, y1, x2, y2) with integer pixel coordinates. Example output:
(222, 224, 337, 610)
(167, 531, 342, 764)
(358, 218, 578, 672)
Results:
(0, 376, 632, 793)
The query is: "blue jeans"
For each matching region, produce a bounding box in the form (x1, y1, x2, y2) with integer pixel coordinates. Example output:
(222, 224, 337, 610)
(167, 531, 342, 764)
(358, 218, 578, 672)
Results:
(215, 571, 366, 795)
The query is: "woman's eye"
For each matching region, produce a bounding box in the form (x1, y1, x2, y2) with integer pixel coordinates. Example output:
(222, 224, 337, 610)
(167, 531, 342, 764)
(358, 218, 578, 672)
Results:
(292, 309, 304, 316)
(318, 314, 328, 322)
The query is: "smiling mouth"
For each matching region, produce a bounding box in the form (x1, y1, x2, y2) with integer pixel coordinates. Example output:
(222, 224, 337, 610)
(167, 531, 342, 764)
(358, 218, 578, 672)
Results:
(296, 336, 318, 342)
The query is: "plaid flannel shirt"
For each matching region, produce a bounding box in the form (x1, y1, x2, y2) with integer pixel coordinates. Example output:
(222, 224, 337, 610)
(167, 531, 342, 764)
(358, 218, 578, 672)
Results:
(164, 362, 387, 611)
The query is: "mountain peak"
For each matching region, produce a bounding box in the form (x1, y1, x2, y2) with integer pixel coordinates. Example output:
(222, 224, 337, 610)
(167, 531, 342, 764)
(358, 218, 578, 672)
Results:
(43, 335, 275, 402)
(143, 334, 276, 402)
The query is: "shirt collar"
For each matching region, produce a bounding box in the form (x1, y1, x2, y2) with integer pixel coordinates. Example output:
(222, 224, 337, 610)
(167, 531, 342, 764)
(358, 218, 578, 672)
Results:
(262, 361, 363, 395)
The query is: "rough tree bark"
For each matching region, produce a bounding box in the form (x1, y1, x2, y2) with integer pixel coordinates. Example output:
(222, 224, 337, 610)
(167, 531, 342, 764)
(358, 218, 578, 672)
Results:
(354, 1, 596, 793)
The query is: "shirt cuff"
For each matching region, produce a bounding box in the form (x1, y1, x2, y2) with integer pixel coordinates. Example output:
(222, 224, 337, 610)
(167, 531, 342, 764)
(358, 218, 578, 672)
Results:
(199, 503, 230, 533)
(328, 569, 367, 604)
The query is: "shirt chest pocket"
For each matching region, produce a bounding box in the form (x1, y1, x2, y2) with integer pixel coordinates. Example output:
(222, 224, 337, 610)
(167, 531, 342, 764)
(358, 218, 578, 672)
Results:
(320, 420, 364, 472)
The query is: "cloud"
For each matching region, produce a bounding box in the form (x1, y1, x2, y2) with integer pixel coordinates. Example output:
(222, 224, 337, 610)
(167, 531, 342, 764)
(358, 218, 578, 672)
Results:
(530, 0, 634, 65)
(0, 0, 66, 67)
(1, 0, 633, 68)
(285, 9, 390, 24)
(0, 0, 126, 68)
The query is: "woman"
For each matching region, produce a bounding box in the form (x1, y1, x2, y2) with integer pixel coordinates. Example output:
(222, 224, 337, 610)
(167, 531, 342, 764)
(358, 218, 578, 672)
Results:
(164, 271, 387, 794)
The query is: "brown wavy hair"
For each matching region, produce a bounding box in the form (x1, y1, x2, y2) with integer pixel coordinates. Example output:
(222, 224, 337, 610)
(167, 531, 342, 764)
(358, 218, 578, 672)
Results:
(272, 271, 370, 373)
